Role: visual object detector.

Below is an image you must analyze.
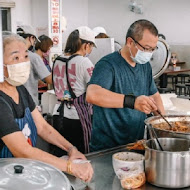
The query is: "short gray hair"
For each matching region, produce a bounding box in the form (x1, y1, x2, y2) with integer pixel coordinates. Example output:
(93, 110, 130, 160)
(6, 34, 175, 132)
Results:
(126, 19, 158, 42)
(3, 31, 26, 52)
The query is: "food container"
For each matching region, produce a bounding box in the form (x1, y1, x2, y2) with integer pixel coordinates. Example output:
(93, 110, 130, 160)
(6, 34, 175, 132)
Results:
(112, 152, 145, 189)
(0, 158, 72, 190)
(144, 115, 190, 140)
(145, 138, 190, 188)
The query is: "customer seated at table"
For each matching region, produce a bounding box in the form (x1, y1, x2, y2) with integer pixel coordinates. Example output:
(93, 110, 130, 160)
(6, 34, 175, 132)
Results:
(0, 32, 93, 182)
(93, 26, 122, 51)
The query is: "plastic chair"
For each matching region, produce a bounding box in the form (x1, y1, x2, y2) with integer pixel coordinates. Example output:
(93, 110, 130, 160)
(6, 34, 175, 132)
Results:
(167, 75, 177, 91)
(185, 83, 190, 96)
(175, 84, 186, 95)
(176, 74, 189, 84)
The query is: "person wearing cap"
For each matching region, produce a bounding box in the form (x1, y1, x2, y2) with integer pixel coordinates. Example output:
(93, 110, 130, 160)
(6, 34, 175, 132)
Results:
(52, 26, 95, 155)
(17, 25, 52, 106)
(93, 26, 122, 51)
(87, 20, 165, 151)
(0, 33, 93, 182)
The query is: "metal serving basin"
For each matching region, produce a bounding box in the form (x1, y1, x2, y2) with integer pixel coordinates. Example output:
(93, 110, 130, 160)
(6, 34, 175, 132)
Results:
(145, 138, 190, 188)
(144, 115, 190, 140)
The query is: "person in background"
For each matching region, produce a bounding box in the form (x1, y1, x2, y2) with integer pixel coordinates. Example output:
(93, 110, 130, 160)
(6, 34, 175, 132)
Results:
(87, 19, 165, 151)
(17, 25, 52, 106)
(52, 26, 95, 155)
(35, 35, 53, 105)
(0, 33, 93, 182)
(93, 26, 122, 51)
(35, 35, 53, 72)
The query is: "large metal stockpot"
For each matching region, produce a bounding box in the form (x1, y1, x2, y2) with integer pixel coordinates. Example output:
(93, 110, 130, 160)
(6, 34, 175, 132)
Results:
(144, 115, 190, 140)
(145, 138, 190, 188)
(0, 158, 72, 190)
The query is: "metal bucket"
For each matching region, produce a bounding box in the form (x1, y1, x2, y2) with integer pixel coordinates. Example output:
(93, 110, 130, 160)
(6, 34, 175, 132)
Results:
(145, 138, 190, 188)
(0, 158, 72, 190)
(144, 115, 190, 140)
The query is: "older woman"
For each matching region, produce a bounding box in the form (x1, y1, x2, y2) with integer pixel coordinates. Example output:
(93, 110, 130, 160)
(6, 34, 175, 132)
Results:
(0, 33, 93, 182)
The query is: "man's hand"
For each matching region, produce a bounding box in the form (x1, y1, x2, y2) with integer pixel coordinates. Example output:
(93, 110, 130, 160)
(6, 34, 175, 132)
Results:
(134, 95, 157, 114)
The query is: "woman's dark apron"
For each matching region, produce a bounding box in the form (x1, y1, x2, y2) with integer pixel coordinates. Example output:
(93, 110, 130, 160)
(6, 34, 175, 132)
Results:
(0, 88, 37, 158)
(52, 55, 92, 153)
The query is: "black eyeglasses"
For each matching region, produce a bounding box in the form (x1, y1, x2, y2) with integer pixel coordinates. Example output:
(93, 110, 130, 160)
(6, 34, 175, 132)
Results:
(131, 37, 158, 53)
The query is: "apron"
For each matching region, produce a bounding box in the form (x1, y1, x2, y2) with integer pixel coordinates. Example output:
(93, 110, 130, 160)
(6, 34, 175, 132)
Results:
(52, 55, 92, 153)
(0, 88, 37, 158)
(73, 94, 92, 153)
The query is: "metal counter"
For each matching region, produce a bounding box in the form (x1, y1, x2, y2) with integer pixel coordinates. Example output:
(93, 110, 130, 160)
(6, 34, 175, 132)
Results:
(66, 145, 190, 190)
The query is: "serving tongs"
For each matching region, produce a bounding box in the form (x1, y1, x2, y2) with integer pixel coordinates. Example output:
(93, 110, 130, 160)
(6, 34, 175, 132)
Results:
(147, 123, 164, 151)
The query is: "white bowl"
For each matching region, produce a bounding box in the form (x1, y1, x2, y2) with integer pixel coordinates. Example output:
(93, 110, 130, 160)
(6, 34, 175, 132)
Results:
(112, 152, 145, 179)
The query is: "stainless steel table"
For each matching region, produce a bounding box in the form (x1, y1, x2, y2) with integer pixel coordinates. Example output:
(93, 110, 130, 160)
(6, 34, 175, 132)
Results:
(66, 145, 190, 190)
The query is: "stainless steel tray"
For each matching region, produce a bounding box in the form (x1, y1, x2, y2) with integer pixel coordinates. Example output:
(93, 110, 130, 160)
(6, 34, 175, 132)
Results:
(65, 145, 190, 190)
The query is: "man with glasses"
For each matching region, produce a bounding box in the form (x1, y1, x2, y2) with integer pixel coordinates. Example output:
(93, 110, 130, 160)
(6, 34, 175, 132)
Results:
(86, 19, 165, 151)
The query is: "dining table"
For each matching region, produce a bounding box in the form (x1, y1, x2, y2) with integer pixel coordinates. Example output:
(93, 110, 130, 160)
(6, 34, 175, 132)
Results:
(159, 67, 190, 88)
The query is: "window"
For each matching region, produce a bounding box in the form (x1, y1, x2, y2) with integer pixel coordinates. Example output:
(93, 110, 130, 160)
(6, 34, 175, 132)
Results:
(0, 1, 15, 31)
(1, 8, 11, 31)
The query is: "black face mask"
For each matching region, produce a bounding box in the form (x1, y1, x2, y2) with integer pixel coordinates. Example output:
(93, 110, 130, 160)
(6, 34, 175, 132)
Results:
(28, 45, 35, 52)
(28, 36, 36, 52)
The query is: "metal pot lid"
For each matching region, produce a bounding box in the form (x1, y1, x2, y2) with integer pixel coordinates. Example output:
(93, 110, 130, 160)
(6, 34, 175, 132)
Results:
(0, 158, 71, 190)
(150, 38, 171, 79)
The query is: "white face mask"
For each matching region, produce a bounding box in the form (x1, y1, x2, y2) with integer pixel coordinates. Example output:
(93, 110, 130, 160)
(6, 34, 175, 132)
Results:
(4, 61, 30, 86)
(129, 47, 153, 64)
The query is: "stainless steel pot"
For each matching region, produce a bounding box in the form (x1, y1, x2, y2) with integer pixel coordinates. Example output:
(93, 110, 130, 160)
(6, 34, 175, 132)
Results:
(145, 138, 190, 188)
(144, 115, 190, 140)
(0, 158, 72, 190)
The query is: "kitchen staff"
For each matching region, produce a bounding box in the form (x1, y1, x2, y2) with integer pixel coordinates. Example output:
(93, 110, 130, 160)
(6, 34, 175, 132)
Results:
(52, 26, 95, 154)
(86, 19, 165, 151)
(93, 26, 122, 51)
(0, 32, 93, 182)
(17, 25, 52, 106)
